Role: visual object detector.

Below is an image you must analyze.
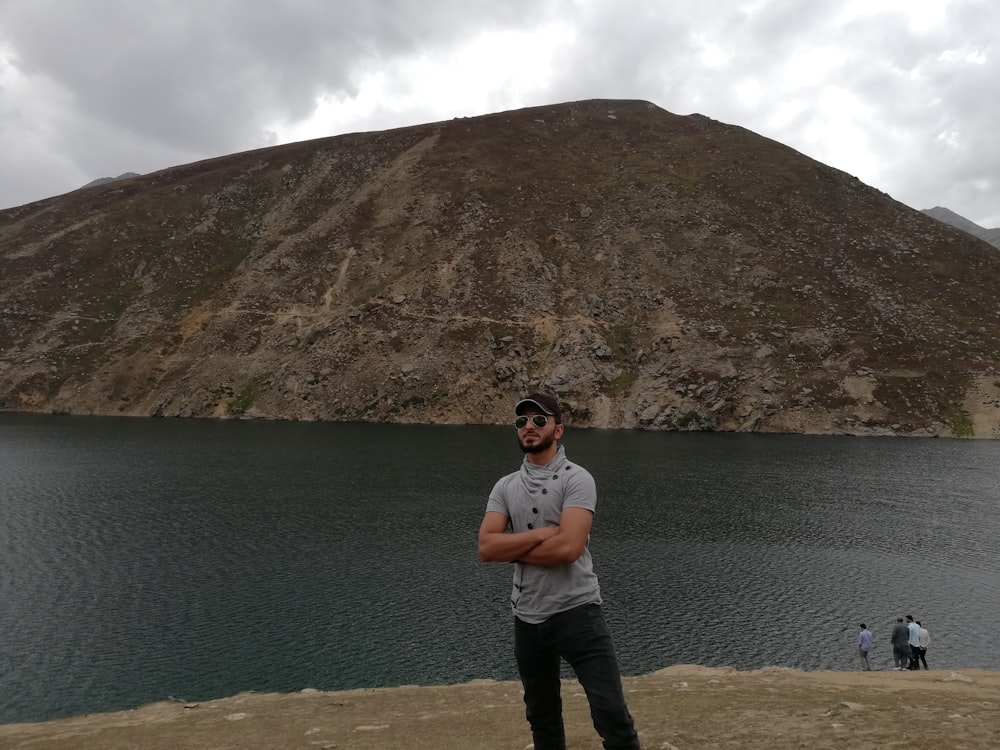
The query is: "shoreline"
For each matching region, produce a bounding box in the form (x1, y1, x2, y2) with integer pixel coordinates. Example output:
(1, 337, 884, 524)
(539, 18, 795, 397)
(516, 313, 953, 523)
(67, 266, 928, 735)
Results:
(3, 665, 999, 749)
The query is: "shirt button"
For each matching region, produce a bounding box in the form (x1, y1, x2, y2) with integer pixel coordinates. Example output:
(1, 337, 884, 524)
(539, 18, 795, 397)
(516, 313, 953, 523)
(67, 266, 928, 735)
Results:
(542, 489, 548, 495)
(532, 508, 538, 514)
(527, 523, 534, 529)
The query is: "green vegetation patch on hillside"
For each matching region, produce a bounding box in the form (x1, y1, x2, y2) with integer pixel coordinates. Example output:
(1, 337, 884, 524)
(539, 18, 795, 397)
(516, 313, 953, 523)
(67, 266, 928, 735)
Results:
(227, 372, 271, 416)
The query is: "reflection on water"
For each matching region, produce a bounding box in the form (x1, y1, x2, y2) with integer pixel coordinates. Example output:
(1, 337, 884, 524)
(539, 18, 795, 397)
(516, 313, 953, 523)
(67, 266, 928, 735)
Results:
(1, 414, 998, 723)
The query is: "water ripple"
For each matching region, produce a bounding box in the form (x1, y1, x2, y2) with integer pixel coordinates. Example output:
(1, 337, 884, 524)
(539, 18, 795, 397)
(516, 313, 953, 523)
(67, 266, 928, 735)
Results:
(1, 416, 998, 723)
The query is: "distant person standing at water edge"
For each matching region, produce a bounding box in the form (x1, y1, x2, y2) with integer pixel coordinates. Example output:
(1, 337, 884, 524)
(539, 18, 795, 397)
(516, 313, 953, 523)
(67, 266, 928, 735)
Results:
(890, 616, 911, 670)
(858, 624, 873, 671)
(906, 615, 921, 670)
(917, 621, 930, 668)
(478, 393, 641, 750)
(917, 621, 930, 669)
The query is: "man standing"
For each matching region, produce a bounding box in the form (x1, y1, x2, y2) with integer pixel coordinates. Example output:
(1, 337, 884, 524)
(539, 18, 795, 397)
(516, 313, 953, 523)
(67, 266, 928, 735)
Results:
(857, 624, 873, 671)
(917, 620, 931, 669)
(916, 620, 930, 669)
(478, 393, 641, 750)
(890, 616, 911, 670)
(905, 615, 921, 670)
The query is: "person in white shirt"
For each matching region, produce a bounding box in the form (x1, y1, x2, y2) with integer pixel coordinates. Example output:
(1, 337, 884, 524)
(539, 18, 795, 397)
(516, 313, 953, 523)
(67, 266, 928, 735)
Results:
(916, 621, 930, 669)
(905, 615, 921, 670)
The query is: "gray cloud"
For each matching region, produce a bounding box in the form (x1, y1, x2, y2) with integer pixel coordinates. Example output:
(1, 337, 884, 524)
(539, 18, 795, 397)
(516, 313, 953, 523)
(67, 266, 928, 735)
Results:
(2, 0, 546, 155)
(1, 0, 997, 227)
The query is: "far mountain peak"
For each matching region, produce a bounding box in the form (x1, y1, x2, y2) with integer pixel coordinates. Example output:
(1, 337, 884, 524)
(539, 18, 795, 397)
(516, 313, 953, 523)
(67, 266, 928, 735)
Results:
(921, 206, 1000, 249)
(80, 172, 142, 189)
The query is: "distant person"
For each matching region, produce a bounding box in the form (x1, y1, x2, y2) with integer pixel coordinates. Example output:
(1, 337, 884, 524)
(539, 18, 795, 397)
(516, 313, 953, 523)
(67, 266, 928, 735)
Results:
(478, 393, 641, 750)
(917, 621, 930, 669)
(890, 616, 911, 670)
(857, 624, 873, 671)
(906, 615, 921, 670)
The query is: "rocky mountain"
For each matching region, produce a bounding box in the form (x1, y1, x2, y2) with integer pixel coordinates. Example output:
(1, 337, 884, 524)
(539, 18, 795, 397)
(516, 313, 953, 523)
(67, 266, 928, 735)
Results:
(2, 99, 999, 436)
(922, 206, 1000, 250)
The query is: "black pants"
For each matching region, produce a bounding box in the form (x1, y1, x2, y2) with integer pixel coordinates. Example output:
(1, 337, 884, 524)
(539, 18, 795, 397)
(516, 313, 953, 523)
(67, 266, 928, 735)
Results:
(917, 647, 928, 669)
(908, 646, 921, 669)
(514, 604, 640, 750)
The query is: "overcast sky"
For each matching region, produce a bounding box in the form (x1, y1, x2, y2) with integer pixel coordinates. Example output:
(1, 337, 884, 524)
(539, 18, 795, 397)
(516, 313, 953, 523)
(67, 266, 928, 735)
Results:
(1, 0, 997, 227)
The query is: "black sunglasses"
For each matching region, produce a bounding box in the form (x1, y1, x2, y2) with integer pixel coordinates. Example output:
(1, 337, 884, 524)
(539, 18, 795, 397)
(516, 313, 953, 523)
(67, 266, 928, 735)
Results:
(515, 414, 550, 429)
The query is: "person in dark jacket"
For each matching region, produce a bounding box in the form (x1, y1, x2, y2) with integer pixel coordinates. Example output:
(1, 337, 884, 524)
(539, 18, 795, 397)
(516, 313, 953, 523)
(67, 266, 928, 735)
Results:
(890, 616, 911, 670)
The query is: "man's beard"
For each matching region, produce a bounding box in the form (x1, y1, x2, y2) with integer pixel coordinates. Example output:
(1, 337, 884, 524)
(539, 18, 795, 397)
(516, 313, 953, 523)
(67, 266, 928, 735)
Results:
(518, 432, 555, 454)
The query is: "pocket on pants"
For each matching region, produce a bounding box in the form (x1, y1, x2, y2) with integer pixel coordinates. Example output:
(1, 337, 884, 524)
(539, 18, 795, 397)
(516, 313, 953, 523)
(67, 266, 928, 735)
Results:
(585, 604, 611, 637)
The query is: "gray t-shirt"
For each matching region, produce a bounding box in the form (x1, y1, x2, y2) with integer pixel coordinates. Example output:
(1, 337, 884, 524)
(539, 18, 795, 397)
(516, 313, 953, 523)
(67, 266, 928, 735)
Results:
(485, 445, 602, 624)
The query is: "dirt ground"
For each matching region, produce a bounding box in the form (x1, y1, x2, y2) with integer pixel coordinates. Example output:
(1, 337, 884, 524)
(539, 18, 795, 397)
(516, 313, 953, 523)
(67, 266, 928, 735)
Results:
(2, 665, 998, 750)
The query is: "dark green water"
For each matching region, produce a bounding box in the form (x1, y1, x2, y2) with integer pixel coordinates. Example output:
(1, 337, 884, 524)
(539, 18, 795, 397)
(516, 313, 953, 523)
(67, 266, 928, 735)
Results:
(1, 413, 998, 723)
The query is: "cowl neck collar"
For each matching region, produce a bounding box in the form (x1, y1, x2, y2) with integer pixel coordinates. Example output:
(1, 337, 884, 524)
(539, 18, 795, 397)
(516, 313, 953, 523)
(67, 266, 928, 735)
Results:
(520, 444, 566, 481)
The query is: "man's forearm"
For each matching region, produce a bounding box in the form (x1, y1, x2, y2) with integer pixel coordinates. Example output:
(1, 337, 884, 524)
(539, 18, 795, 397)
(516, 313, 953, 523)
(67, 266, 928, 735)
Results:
(479, 527, 556, 562)
(517, 532, 580, 566)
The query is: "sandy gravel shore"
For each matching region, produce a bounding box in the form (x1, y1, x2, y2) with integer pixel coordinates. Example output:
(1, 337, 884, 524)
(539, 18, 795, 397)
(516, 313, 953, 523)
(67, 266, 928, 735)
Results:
(2, 665, 999, 749)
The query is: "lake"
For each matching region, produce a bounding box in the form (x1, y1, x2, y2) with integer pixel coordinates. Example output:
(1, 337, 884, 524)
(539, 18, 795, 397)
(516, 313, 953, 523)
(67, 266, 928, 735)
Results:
(1, 413, 998, 723)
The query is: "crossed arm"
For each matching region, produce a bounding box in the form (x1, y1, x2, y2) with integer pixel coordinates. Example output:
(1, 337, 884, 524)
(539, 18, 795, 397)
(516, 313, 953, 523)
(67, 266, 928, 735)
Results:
(477, 507, 594, 566)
